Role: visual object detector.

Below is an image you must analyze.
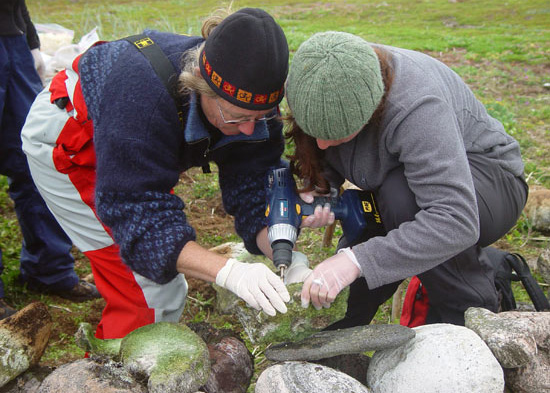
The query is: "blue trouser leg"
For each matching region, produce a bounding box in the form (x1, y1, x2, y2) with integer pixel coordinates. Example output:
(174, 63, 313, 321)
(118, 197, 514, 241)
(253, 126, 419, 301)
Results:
(0, 35, 78, 293)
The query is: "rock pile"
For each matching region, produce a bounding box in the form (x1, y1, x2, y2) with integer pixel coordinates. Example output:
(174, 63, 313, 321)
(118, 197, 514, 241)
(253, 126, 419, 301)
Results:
(2, 239, 549, 393)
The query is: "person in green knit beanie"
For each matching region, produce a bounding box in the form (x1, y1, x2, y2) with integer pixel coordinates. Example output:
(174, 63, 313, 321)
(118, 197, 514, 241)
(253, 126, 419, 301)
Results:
(287, 31, 528, 327)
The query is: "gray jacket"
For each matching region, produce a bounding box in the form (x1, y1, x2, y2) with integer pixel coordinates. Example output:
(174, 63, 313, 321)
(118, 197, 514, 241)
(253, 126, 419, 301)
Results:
(323, 44, 524, 289)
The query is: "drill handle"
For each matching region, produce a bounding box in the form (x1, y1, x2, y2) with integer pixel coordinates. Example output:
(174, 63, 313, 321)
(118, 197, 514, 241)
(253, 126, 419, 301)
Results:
(299, 196, 347, 219)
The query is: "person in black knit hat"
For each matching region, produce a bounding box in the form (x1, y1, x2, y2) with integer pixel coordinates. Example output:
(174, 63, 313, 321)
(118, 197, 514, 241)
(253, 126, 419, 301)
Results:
(21, 7, 303, 339)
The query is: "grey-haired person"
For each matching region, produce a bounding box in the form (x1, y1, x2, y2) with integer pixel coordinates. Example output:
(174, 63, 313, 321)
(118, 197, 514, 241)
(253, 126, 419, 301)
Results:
(21, 8, 303, 339)
(286, 31, 528, 327)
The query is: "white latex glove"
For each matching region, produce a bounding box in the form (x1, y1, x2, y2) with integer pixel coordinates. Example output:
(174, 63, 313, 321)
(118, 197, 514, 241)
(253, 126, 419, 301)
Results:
(216, 258, 290, 316)
(301, 249, 361, 310)
(284, 251, 313, 285)
(30, 48, 46, 84)
(299, 191, 335, 228)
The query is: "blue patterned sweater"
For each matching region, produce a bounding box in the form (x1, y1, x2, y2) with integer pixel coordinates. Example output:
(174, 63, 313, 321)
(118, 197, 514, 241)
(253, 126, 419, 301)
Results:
(78, 30, 285, 284)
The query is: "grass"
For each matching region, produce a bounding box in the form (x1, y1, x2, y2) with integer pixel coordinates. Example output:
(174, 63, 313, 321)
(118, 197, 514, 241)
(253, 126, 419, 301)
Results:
(1, 0, 549, 389)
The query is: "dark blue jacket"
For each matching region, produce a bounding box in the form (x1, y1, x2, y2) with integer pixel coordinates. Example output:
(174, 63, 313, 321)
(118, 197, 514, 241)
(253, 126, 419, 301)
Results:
(0, 0, 40, 49)
(79, 30, 284, 284)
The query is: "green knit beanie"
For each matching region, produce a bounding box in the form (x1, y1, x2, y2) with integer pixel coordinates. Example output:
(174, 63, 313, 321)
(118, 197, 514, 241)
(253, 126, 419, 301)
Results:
(286, 31, 384, 140)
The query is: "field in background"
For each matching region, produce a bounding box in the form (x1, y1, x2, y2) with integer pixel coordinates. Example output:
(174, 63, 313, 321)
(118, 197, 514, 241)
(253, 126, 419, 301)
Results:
(1, 0, 548, 388)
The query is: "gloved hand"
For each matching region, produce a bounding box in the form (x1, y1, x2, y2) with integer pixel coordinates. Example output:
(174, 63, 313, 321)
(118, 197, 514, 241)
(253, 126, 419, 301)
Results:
(284, 251, 313, 285)
(30, 48, 46, 84)
(299, 191, 335, 228)
(301, 249, 361, 310)
(216, 258, 290, 316)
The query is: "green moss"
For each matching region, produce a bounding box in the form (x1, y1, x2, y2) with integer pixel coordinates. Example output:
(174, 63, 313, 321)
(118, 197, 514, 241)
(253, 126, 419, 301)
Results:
(120, 322, 210, 393)
(225, 283, 349, 345)
(75, 322, 210, 392)
(75, 323, 122, 359)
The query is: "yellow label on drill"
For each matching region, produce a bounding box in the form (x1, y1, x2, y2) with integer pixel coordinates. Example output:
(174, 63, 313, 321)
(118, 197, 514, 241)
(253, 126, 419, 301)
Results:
(362, 201, 372, 213)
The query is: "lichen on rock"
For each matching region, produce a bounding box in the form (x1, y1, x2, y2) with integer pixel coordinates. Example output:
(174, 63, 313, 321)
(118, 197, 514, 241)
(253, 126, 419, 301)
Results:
(214, 282, 349, 345)
(0, 302, 52, 388)
(120, 322, 210, 393)
(75, 322, 210, 393)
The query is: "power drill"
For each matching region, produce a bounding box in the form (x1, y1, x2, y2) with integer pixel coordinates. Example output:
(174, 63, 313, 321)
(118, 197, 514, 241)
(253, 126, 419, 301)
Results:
(265, 167, 385, 279)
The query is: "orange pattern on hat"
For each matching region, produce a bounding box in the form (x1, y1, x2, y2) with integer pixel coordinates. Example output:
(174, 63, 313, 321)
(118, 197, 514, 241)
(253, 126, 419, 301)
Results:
(201, 51, 282, 106)
(268, 90, 281, 103)
(211, 71, 222, 87)
(237, 89, 252, 103)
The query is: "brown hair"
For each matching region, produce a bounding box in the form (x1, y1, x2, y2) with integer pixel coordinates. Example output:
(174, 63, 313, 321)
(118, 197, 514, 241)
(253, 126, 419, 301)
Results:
(285, 46, 394, 193)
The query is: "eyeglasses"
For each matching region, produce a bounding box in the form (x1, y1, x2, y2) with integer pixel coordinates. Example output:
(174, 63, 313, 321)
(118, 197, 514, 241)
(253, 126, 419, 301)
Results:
(216, 100, 278, 125)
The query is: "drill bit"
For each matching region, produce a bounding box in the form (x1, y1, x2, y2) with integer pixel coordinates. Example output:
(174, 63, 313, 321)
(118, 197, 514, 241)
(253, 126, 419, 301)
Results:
(279, 265, 287, 281)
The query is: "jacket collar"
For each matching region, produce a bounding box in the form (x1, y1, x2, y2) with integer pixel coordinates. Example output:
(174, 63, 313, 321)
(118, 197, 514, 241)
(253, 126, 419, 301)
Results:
(184, 93, 269, 148)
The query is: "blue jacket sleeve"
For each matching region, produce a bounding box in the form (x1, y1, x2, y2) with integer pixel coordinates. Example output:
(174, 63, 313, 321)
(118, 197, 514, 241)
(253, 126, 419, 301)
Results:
(96, 190, 196, 284)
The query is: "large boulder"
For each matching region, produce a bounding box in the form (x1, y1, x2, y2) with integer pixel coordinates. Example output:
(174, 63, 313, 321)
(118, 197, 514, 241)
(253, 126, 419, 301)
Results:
(465, 307, 550, 393)
(215, 282, 349, 345)
(0, 302, 52, 388)
(211, 242, 349, 345)
(367, 324, 504, 393)
(76, 322, 210, 393)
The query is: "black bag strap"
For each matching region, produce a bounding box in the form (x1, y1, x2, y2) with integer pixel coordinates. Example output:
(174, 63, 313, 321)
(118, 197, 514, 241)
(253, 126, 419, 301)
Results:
(124, 34, 184, 127)
(506, 253, 550, 311)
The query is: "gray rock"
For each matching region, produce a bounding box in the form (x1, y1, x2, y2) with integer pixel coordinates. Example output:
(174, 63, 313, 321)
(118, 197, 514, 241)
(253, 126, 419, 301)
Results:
(255, 361, 371, 393)
(1, 366, 52, 393)
(504, 352, 550, 393)
(524, 187, 550, 233)
(265, 324, 415, 362)
(465, 307, 550, 393)
(0, 302, 52, 388)
(537, 247, 550, 287)
(367, 324, 504, 393)
(37, 358, 145, 393)
(465, 307, 539, 368)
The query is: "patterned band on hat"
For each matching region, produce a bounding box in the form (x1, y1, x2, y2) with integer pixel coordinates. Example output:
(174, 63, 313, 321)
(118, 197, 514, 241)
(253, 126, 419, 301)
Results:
(201, 51, 284, 106)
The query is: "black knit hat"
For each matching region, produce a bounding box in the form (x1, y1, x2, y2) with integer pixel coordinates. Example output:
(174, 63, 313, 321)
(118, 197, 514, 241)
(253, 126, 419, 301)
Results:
(199, 8, 289, 110)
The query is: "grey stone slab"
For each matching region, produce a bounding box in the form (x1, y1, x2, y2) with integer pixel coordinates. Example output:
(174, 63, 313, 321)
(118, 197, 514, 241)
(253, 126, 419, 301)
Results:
(265, 324, 415, 361)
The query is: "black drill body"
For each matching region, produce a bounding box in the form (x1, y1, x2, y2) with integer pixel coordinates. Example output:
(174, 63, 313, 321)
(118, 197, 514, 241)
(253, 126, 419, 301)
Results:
(265, 168, 385, 274)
